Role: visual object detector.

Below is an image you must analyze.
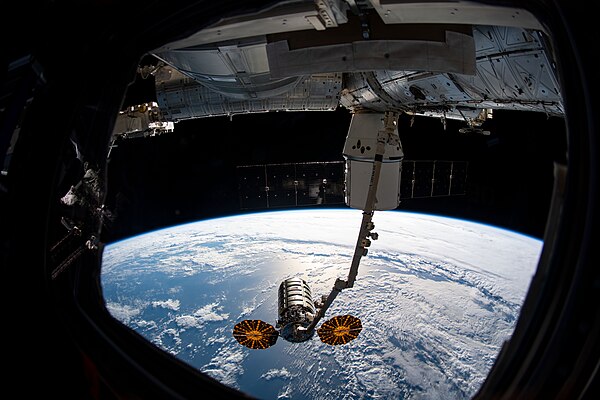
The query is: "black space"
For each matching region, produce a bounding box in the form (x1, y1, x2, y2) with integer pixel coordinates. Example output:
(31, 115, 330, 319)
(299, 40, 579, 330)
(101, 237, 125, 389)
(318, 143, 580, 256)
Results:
(103, 78, 567, 244)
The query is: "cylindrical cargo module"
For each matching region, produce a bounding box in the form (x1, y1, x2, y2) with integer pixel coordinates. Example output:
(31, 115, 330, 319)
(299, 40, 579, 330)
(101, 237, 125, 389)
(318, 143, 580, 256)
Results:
(277, 278, 316, 342)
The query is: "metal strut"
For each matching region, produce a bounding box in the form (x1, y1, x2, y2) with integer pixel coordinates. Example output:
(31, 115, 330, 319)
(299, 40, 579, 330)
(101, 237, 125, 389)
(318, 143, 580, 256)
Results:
(304, 111, 398, 334)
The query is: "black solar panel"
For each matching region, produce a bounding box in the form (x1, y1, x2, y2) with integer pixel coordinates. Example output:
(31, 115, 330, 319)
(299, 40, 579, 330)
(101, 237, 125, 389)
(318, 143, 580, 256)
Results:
(237, 160, 468, 210)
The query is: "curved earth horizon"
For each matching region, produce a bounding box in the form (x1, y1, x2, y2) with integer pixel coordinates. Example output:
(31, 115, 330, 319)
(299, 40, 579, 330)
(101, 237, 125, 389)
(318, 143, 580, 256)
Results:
(101, 209, 542, 399)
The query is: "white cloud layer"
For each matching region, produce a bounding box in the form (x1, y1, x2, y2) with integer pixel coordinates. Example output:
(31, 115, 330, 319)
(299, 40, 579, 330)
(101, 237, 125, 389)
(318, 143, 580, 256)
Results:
(194, 302, 229, 322)
(202, 343, 247, 389)
(102, 209, 542, 400)
(261, 368, 293, 381)
(152, 299, 180, 311)
(105, 302, 140, 324)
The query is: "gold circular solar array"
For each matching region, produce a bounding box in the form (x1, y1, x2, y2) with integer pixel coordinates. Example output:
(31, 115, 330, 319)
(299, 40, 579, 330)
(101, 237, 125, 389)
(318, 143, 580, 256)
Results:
(233, 320, 279, 349)
(317, 315, 362, 345)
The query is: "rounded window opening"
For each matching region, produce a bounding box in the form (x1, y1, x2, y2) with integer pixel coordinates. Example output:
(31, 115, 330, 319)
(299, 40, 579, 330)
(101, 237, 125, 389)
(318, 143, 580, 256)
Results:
(92, 2, 567, 399)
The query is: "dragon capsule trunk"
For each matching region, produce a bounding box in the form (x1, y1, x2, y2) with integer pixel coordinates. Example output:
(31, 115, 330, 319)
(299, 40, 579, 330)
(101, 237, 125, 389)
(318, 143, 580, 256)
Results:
(343, 112, 403, 211)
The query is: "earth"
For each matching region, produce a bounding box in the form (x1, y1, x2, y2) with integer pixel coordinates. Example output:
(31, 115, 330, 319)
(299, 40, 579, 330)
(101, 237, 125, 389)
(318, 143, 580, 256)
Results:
(100, 209, 542, 399)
